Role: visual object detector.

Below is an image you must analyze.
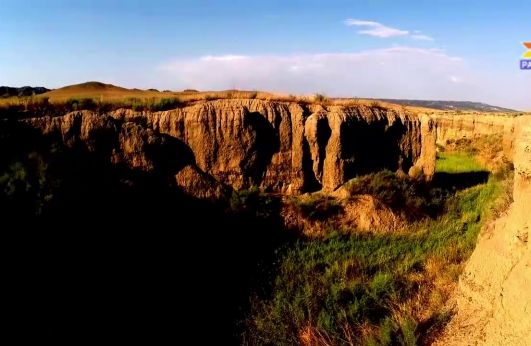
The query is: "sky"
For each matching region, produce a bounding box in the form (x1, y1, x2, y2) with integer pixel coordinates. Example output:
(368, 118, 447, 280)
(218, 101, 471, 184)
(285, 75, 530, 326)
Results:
(0, 0, 530, 109)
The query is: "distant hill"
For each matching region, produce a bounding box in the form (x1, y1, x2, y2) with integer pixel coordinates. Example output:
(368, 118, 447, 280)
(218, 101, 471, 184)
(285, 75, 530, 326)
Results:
(48, 81, 128, 93)
(379, 99, 517, 112)
(41, 81, 133, 101)
(0, 86, 50, 98)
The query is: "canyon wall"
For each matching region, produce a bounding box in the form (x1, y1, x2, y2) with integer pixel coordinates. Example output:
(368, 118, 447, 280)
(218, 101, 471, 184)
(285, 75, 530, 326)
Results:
(433, 113, 518, 159)
(24, 99, 436, 196)
(436, 115, 531, 345)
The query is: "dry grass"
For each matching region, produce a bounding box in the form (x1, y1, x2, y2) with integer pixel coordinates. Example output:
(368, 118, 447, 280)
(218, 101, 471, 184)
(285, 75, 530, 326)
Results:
(5, 82, 526, 122)
(2, 83, 528, 119)
(0, 81, 405, 112)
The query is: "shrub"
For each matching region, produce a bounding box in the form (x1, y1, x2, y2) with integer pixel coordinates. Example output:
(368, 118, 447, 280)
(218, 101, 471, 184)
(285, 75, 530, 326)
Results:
(398, 317, 418, 346)
(65, 98, 80, 111)
(346, 170, 447, 219)
(293, 194, 342, 220)
(314, 93, 329, 103)
(370, 100, 385, 109)
(229, 186, 261, 213)
(151, 97, 180, 111)
(79, 98, 97, 110)
(124, 97, 143, 111)
(65, 97, 97, 111)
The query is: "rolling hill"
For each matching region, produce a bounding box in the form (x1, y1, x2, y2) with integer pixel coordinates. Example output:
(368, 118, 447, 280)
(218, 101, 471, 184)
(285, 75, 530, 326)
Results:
(40, 81, 145, 101)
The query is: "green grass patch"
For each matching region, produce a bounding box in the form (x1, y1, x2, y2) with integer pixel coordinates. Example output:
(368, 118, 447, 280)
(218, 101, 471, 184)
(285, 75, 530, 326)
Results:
(436, 151, 484, 174)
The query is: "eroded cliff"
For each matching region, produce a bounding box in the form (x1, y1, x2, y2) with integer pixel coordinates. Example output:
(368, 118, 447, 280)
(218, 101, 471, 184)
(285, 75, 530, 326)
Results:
(433, 113, 518, 160)
(24, 99, 436, 196)
(436, 115, 531, 345)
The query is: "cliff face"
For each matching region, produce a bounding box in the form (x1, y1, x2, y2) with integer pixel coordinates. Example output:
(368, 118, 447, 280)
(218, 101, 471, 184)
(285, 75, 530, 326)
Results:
(435, 115, 531, 345)
(433, 113, 518, 160)
(24, 99, 436, 196)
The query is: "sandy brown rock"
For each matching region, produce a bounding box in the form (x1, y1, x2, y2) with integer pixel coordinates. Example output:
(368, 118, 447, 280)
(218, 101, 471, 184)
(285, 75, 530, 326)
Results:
(341, 195, 404, 232)
(131, 100, 436, 192)
(174, 165, 231, 200)
(112, 123, 158, 170)
(411, 115, 437, 179)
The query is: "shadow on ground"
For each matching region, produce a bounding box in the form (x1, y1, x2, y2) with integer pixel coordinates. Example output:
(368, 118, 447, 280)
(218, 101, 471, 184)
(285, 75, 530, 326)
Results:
(433, 171, 490, 190)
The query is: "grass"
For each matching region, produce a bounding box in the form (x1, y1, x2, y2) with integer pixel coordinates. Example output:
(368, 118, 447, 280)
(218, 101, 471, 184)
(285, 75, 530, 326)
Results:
(244, 152, 508, 345)
(0, 95, 186, 118)
(436, 151, 484, 174)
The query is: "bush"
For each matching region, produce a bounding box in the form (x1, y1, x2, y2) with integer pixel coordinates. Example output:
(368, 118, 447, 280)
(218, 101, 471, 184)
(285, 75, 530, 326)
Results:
(124, 97, 143, 111)
(314, 93, 329, 103)
(229, 186, 261, 212)
(65, 98, 97, 111)
(370, 100, 385, 109)
(346, 170, 447, 219)
(79, 98, 97, 110)
(293, 194, 342, 220)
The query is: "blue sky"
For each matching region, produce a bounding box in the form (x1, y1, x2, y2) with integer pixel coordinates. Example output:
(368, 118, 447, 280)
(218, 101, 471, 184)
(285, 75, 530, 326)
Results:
(1, 0, 530, 109)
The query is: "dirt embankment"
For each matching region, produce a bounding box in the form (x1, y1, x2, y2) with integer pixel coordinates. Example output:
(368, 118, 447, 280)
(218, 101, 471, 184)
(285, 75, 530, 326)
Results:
(24, 99, 436, 197)
(435, 115, 531, 345)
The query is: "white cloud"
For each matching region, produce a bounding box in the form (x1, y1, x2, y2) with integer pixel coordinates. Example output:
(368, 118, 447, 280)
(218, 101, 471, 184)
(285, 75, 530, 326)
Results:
(201, 55, 249, 62)
(151, 46, 531, 110)
(449, 75, 462, 83)
(157, 47, 476, 100)
(345, 19, 436, 42)
(411, 34, 434, 41)
(344, 19, 409, 38)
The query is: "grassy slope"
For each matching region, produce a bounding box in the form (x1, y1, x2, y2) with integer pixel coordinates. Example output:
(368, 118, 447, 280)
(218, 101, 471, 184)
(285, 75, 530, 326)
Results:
(246, 153, 506, 345)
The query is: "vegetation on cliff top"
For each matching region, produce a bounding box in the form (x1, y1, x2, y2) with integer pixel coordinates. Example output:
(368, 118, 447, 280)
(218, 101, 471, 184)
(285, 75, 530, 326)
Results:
(0, 82, 400, 119)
